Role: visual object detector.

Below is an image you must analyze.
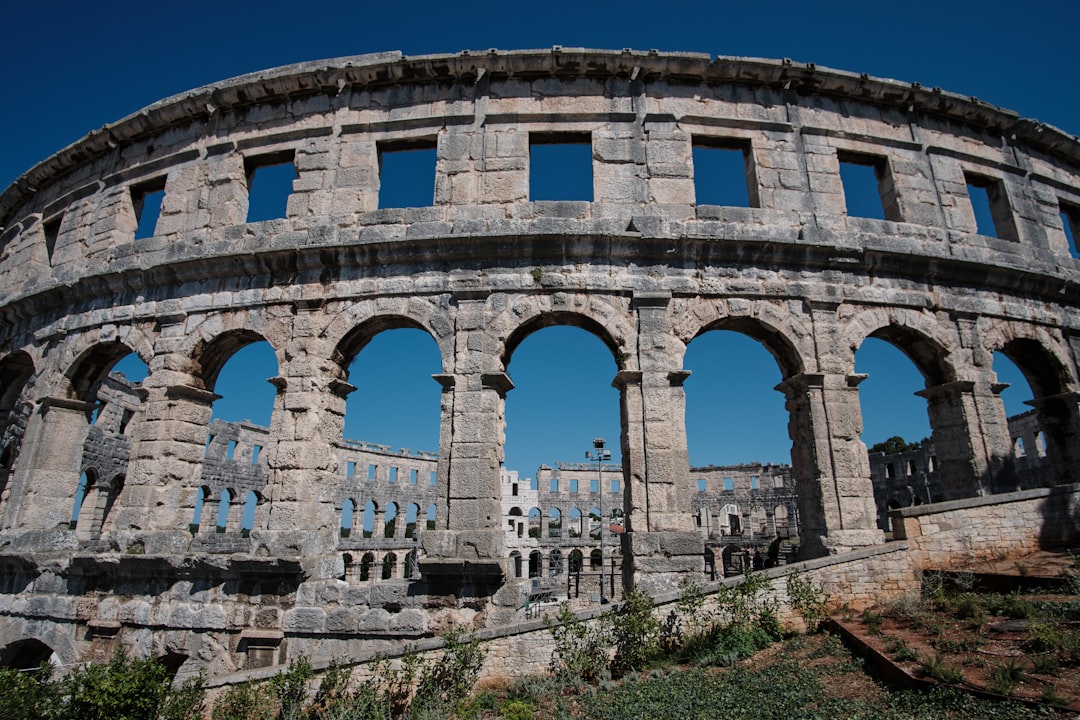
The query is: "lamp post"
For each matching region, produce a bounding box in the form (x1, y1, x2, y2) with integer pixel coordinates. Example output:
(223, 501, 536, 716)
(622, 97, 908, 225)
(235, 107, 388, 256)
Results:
(585, 437, 611, 604)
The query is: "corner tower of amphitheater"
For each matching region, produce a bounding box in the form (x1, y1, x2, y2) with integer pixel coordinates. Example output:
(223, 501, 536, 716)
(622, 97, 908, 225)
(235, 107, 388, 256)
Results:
(1, 48, 1079, 676)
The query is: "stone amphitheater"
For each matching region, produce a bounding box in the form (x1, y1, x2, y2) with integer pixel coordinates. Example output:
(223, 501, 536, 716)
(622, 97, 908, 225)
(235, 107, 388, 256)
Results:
(1, 48, 1079, 679)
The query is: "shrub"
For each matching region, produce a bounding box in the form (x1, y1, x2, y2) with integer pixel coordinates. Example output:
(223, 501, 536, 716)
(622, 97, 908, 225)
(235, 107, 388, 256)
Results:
(211, 680, 273, 720)
(61, 649, 175, 720)
(0, 664, 61, 720)
(786, 571, 829, 634)
(609, 588, 661, 677)
(547, 604, 611, 682)
(411, 626, 485, 716)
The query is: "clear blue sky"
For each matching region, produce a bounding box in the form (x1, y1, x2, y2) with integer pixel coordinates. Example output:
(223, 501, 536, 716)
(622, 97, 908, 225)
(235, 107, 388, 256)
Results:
(13, 0, 1074, 478)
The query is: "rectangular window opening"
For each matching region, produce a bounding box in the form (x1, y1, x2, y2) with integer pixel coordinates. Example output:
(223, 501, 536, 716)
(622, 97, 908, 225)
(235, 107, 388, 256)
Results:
(838, 151, 899, 221)
(692, 138, 756, 207)
(132, 178, 166, 240)
(389, 467, 398, 483)
(252, 445, 262, 464)
(1059, 200, 1080, 258)
(965, 172, 1018, 241)
(368, 464, 377, 481)
(346, 461, 356, 479)
(697, 479, 707, 492)
(245, 151, 297, 223)
(550, 478, 559, 492)
(569, 478, 579, 493)
(529, 133, 593, 201)
(589, 478, 599, 493)
(43, 216, 61, 263)
(611, 478, 620, 493)
(750, 476, 759, 490)
(378, 140, 437, 209)
(226, 439, 237, 460)
(723, 477, 734, 492)
(409, 468, 418, 484)
(430, 470, 437, 487)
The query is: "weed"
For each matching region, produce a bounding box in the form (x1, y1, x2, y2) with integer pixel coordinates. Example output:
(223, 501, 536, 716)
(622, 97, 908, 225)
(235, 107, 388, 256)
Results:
(860, 609, 882, 635)
(885, 638, 920, 663)
(951, 594, 986, 624)
(934, 636, 983, 654)
(786, 571, 830, 633)
(499, 697, 536, 720)
(988, 657, 1028, 696)
(1040, 685, 1072, 707)
(1015, 561, 1029, 577)
(916, 652, 964, 684)
(530, 268, 544, 283)
(1029, 653, 1060, 676)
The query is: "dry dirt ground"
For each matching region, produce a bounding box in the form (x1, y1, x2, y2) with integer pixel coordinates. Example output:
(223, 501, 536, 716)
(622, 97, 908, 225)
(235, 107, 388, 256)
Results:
(834, 548, 1080, 712)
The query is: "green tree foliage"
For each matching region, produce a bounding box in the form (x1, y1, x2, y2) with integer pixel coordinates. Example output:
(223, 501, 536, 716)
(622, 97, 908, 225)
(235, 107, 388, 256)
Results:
(869, 436, 925, 455)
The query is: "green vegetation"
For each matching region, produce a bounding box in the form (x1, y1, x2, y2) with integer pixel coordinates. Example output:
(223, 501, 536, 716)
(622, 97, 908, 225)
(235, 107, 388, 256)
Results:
(4, 569, 1073, 719)
(869, 436, 927, 455)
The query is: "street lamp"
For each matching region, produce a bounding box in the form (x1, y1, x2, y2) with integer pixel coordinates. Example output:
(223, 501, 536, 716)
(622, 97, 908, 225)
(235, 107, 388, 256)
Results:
(585, 437, 611, 604)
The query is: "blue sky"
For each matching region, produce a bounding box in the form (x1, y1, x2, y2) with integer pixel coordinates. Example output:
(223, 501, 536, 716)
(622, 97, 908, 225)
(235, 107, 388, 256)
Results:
(11, 0, 1076, 478)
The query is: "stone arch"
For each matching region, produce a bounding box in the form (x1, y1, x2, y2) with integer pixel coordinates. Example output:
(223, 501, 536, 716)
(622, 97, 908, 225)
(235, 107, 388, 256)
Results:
(191, 328, 280, 394)
(329, 312, 450, 382)
(528, 550, 542, 578)
(498, 303, 632, 373)
(547, 507, 562, 539)
(0, 351, 35, 515)
(0, 617, 77, 670)
(843, 308, 960, 385)
(678, 302, 812, 381)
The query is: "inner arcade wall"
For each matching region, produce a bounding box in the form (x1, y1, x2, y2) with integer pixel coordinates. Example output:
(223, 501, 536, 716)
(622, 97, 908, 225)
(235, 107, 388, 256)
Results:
(0, 49, 1079, 677)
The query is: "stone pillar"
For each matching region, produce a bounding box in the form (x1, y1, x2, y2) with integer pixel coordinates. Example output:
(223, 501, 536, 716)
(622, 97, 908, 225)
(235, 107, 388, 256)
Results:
(262, 320, 345, 552)
(778, 372, 883, 557)
(7, 398, 94, 530)
(916, 380, 1005, 499)
(419, 298, 508, 611)
(1026, 392, 1080, 487)
(618, 293, 704, 595)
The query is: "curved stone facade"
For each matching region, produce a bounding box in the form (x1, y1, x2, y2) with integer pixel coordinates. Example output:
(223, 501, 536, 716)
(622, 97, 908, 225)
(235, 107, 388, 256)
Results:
(1, 48, 1079, 677)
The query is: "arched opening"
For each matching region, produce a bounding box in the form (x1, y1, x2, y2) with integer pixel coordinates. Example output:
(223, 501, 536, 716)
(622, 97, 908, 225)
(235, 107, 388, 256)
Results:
(50, 345, 147, 533)
(240, 490, 259, 536)
(504, 323, 621, 507)
(994, 343, 1073, 488)
(425, 503, 436, 531)
(362, 500, 377, 538)
(509, 506, 524, 537)
(589, 548, 602, 570)
(567, 507, 583, 538)
(529, 550, 542, 578)
(360, 552, 374, 581)
(587, 507, 602, 540)
(0, 638, 57, 670)
(383, 502, 398, 538)
(404, 550, 417, 579)
(856, 335, 937, 514)
(549, 548, 563, 577)
(215, 488, 232, 532)
(70, 469, 96, 529)
(547, 507, 562, 539)
(340, 498, 355, 538)
(684, 330, 790, 468)
(510, 551, 523, 578)
(191, 486, 209, 533)
(404, 502, 419, 539)
(381, 552, 397, 580)
(527, 507, 542, 538)
(569, 549, 584, 574)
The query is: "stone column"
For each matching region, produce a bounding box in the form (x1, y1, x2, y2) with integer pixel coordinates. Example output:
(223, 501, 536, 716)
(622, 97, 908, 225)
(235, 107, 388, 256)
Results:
(618, 292, 704, 595)
(7, 398, 94, 530)
(1026, 392, 1080, 487)
(916, 380, 1007, 499)
(262, 320, 345, 553)
(419, 297, 508, 611)
(778, 372, 883, 557)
